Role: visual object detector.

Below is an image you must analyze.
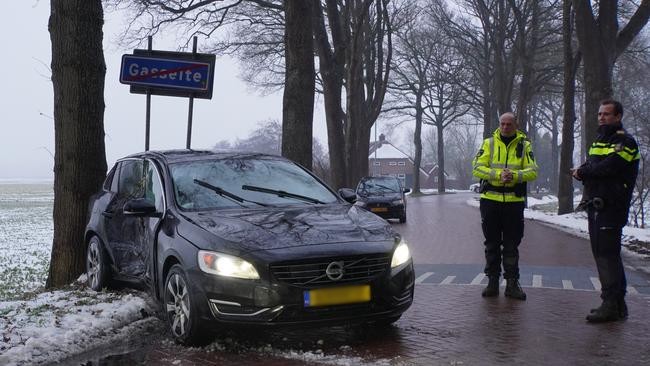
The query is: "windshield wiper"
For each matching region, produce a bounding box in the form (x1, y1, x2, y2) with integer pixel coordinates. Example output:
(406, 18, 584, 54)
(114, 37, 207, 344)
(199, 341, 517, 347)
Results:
(241, 185, 324, 204)
(194, 179, 268, 207)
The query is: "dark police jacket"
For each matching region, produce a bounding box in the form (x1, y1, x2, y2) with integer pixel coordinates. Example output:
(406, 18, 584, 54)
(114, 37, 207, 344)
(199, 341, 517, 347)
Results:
(577, 123, 640, 227)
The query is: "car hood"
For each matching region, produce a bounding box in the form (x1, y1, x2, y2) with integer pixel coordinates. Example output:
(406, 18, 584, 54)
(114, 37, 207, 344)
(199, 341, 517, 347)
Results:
(181, 204, 396, 252)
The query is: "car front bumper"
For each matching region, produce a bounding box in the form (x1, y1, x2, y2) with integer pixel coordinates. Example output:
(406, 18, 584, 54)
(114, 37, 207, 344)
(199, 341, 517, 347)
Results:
(188, 260, 415, 326)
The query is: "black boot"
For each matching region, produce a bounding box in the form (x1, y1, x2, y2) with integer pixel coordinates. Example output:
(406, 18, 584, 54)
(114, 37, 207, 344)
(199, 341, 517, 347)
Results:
(586, 300, 620, 323)
(482, 276, 499, 297)
(504, 279, 526, 300)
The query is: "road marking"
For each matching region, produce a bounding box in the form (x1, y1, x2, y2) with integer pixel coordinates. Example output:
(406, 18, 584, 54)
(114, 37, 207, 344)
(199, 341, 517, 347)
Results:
(627, 286, 639, 295)
(590, 277, 601, 291)
(440, 276, 456, 285)
(415, 272, 434, 284)
(562, 280, 574, 290)
(501, 279, 507, 286)
(470, 273, 486, 285)
(532, 275, 542, 288)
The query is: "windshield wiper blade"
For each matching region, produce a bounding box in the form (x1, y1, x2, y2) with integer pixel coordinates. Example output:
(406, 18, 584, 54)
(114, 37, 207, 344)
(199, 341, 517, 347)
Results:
(241, 185, 324, 204)
(194, 179, 268, 207)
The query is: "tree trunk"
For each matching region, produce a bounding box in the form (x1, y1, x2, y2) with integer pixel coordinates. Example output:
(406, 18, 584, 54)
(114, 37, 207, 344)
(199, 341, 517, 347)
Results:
(47, 0, 107, 287)
(573, 0, 650, 147)
(412, 102, 423, 194)
(436, 124, 446, 193)
(558, 0, 578, 215)
(282, 0, 315, 170)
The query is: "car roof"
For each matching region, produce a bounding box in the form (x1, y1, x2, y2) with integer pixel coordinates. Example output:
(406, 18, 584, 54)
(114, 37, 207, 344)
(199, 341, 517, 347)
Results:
(121, 149, 284, 165)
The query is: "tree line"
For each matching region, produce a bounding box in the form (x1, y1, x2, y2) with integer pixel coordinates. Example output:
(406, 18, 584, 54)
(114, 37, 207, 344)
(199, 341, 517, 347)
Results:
(47, 0, 650, 286)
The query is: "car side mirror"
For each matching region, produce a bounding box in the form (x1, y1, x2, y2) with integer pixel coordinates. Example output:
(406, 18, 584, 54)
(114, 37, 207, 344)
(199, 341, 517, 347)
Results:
(123, 198, 160, 217)
(403, 188, 411, 193)
(337, 188, 357, 204)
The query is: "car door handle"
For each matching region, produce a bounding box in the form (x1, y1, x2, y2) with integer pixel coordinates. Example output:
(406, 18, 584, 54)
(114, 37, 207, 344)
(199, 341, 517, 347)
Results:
(102, 211, 114, 218)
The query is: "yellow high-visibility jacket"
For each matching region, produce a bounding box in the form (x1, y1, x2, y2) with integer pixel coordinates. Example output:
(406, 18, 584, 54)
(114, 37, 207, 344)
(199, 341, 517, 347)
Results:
(472, 129, 538, 202)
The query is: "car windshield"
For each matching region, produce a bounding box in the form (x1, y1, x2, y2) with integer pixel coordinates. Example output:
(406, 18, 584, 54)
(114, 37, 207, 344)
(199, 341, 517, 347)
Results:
(357, 178, 401, 195)
(170, 157, 339, 210)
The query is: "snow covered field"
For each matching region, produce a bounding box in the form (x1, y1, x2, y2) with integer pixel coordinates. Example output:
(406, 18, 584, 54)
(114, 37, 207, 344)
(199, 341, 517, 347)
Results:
(0, 184, 648, 365)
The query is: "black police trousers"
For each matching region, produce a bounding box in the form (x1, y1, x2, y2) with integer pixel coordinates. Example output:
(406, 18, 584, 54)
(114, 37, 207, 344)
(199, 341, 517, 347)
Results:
(587, 210, 627, 301)
(479, 199, 525, 279)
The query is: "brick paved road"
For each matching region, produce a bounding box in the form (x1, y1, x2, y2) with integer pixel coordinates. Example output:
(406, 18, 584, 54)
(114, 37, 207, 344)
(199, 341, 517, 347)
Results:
(60, 284, 650, 366)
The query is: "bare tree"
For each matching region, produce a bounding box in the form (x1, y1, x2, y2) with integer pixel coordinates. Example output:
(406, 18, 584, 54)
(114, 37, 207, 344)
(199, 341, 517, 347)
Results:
(282, 0, 315, 169)
(47, 0, 107, 287)
(558, 0, 581, 214)
(572, 0, 650, 146)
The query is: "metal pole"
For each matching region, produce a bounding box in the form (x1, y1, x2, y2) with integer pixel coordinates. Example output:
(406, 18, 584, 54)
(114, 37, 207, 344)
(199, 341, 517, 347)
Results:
(145, 36, 152, 151)
(186, 36, 197, 150)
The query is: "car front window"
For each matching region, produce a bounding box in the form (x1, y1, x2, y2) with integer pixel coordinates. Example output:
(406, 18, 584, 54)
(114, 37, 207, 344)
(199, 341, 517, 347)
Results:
(170, 157, 339, 210)
(358, 178, 400, 195)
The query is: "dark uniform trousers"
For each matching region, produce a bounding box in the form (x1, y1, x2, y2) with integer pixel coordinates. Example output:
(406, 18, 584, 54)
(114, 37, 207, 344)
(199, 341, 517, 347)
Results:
(587, 210, 627, 302)
(479, 199, 525, 279)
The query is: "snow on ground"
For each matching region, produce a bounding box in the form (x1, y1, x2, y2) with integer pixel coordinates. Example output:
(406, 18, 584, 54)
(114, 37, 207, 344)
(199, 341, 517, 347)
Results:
(1, 184, 649, 365)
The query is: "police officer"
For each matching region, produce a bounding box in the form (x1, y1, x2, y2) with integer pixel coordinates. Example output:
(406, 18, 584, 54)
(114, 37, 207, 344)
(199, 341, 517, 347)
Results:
(473, 112, 538, 300)
(571, 99, 639, 323)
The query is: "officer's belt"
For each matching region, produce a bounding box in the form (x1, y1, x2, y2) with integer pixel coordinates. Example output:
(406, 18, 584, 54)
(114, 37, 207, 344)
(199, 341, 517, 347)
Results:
(484, 183, 515, 193)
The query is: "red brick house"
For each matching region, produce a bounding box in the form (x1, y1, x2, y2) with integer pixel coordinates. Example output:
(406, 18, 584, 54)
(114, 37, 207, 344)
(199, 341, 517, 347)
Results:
(368, 134, 431, 189)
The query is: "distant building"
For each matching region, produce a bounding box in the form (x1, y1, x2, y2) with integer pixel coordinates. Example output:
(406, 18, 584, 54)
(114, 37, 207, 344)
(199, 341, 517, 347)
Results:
(368, 134, 430, 189)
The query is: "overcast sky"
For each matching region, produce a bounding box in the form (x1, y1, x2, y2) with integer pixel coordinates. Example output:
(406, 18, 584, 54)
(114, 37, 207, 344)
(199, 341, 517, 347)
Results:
(0, 1, 332, 179)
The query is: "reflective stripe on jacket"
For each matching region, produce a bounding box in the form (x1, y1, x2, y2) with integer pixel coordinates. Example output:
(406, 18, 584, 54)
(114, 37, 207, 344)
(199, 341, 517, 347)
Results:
(472, 129, 538, 203)
(577, 123, 640, 226)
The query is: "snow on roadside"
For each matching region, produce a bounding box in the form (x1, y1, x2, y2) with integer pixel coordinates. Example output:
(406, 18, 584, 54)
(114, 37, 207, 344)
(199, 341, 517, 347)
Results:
(0, 278, 157, 366)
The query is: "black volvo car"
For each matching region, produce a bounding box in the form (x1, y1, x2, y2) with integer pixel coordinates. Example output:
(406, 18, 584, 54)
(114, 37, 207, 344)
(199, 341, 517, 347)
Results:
(355, 176, 410, 223)
(84, 150, 414, 345)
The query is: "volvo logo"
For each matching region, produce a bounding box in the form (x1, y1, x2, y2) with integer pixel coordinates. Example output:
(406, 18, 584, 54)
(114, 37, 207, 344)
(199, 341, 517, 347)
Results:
(325, 261, 345, 281)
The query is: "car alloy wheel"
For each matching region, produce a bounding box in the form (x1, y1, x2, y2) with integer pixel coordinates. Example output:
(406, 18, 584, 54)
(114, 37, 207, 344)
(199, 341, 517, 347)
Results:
(86, 237, 109, 291)
(164, 265, 206, 345)
(166, 273, 191, 338)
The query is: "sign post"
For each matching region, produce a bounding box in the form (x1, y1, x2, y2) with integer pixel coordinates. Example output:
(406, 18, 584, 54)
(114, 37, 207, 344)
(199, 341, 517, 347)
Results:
(120, 40, 216, 150)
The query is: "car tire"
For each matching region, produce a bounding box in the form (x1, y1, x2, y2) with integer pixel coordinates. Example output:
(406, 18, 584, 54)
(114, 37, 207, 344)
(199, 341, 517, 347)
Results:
(86, 236, 111, 291)
(399, 212, 407, 224)
(164, 265, 207, 346)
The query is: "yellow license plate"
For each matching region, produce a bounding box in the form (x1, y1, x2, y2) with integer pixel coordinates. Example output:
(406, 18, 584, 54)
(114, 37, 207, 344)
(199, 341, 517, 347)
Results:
(370, 207, 388, 212)
(304, 285, 371, 307)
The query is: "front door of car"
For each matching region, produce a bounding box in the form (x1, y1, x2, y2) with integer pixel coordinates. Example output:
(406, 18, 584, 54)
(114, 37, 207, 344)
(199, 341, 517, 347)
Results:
(104, 159, 163, 280)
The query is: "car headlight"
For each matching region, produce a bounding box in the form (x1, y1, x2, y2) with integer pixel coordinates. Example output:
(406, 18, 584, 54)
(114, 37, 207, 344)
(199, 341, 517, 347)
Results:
(198, 250, 260, 279)
(391, 241, 411, 268)
(391, 199, 404, 205)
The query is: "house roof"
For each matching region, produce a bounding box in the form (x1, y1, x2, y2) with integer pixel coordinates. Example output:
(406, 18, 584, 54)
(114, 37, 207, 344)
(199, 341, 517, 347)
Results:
(368, 135, 429, 177)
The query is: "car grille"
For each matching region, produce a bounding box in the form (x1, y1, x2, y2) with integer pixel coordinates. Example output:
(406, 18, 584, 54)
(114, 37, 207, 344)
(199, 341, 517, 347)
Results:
(270, 254, 390, 288)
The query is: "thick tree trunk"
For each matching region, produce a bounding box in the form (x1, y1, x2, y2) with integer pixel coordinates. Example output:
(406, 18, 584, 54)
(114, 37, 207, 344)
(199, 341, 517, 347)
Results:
(282, 0, 315, 170)
(314, 0, 347, 189)
(558, 0, 578, 215)
(47, 0, 107, 287)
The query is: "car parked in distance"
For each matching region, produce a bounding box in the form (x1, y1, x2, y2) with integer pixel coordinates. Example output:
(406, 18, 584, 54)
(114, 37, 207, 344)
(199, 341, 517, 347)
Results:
(354, 176, 410, 223)
(84, 150, 414, 345)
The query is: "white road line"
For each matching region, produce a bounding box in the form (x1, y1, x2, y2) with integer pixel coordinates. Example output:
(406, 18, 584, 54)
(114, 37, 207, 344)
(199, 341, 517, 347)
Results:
(440, 276, 456, 285)
(501, 279, 507, 286)
(532, 275, 542, 288)
(470, 273, 486, 285)
(415, 272, 434, 284)
(590, 277, 601, 291)
(562, 280, 574, 290)
(627, 286, 639, 295)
